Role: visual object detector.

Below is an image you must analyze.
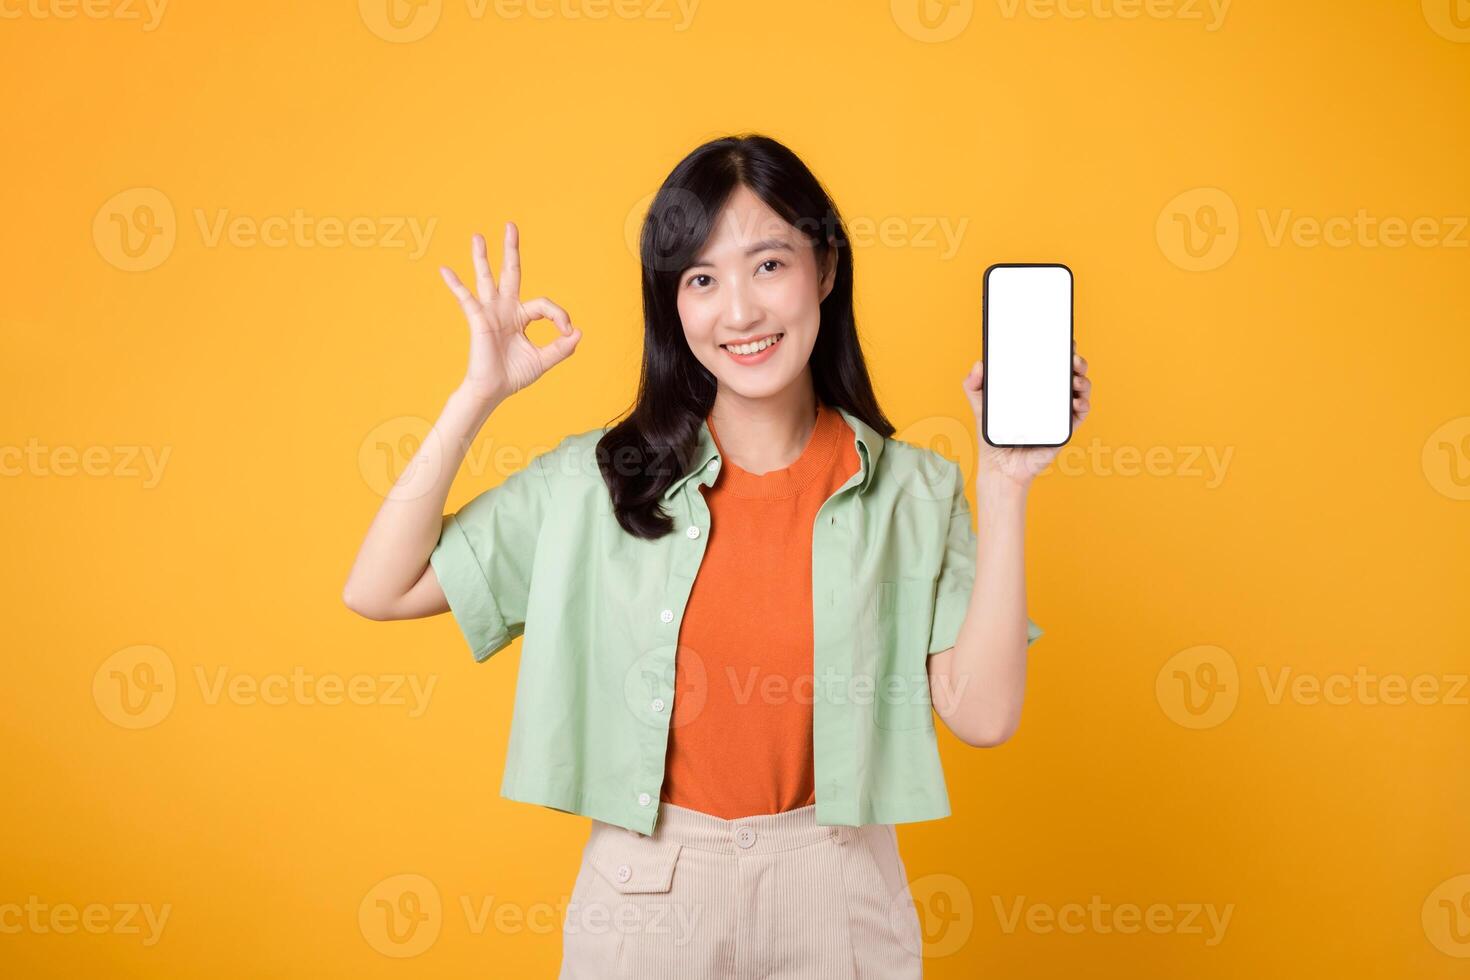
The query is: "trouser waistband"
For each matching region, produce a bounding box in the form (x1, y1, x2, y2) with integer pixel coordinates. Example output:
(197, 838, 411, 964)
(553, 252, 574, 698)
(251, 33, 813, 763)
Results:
(621, 801, 860, 855)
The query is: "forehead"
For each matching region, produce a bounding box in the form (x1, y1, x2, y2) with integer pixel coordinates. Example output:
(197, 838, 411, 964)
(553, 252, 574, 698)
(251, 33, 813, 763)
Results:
(698, 185, 808, 254)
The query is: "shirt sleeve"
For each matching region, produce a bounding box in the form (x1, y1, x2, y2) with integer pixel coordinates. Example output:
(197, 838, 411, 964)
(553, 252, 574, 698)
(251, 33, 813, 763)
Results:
(429, 449, 553, 662)
(927, 459, 1044, 655)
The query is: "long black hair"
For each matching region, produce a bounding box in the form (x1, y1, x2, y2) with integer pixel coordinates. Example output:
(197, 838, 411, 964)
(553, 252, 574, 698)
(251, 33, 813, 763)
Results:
(597, 133, 894, 539)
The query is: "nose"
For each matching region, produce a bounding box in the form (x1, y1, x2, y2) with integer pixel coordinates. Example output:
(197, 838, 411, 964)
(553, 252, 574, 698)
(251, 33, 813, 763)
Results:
(723, 277, 762, 331)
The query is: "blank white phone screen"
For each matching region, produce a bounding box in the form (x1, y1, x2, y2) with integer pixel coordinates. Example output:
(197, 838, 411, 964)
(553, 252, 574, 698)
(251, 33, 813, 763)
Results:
(984, 265, 1072, 447)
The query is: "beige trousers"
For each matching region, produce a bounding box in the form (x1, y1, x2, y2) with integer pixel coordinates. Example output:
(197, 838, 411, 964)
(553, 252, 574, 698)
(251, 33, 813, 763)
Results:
(559, 801, 924, 979)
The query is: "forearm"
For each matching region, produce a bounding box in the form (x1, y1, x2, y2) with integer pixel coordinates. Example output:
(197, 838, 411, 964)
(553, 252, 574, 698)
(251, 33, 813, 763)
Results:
(943, 476, 1032, 743)
(342, 386, 499, 614)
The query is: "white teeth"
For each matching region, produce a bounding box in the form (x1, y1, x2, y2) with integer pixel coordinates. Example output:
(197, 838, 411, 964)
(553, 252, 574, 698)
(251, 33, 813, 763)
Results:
(724, 334, 782, 355)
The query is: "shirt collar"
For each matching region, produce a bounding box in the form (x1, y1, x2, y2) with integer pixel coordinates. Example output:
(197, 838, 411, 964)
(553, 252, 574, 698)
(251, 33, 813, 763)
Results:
(661, 403, 885, 501)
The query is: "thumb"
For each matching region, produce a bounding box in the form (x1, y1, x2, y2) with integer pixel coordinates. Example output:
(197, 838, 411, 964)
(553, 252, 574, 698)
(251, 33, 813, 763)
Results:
(537, 326, 582, 373)
(962, 359, 985, 415)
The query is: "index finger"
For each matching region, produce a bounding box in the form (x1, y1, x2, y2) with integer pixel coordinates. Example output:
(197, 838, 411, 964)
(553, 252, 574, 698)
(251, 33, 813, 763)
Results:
(472, 233, 496, 303)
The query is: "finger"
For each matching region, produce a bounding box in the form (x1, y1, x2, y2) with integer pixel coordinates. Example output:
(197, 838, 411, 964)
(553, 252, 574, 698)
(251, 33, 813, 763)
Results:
(1073, 352, 1088, 375)
(521, 296, 584, 372)
(537, 324, 582, 373)
(440, 266, 488, 330)
(472, 233, 496, 302)
(964, 359, 984, 391)
(520, 296, 574, 336)
(522, 298, 582, 372)
(499, 221, 521, 299)
(1073, 373, 1092, 393)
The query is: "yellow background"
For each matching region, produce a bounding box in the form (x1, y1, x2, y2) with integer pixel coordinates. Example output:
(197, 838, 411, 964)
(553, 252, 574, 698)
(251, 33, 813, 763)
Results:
(3, 0, 1468, 976)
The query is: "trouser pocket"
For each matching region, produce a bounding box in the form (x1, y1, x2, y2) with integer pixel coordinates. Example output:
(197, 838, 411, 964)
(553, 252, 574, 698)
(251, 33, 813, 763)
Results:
(560, 830, 625, 979)
(561, 825, 692, 978)
(836, 824, 925, 980)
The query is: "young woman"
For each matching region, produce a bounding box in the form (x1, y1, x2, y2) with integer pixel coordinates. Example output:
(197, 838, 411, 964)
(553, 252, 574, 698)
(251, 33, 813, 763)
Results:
(344, 133, 1091, 978)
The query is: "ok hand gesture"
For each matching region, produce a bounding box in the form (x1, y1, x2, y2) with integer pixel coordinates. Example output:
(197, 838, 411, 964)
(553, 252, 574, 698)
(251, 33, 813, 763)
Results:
(440, 222, 582, 407)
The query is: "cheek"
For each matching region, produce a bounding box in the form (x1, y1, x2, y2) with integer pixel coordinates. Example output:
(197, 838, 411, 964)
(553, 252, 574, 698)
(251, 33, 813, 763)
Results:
(771, 273, 822, 323)
(676, 293, 706, 338)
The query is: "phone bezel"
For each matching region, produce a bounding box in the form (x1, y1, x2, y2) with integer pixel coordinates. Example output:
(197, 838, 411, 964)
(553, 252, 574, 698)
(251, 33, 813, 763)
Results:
(981, 262, 1074, 449)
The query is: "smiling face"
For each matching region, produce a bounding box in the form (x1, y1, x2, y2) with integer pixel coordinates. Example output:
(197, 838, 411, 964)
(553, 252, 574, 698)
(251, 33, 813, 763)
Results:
(676, 184, 836, 401)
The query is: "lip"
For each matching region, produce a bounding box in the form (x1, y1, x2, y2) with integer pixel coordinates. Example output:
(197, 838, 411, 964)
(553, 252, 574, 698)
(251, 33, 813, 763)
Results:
(719, 331, 784, 366)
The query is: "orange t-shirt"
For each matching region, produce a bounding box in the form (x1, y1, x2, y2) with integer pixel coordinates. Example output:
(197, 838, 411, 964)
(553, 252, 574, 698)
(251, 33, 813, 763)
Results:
(659, 400, 861, 819)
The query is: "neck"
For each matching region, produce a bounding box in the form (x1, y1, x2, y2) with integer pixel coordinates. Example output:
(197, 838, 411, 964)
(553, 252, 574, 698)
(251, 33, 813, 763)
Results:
(708, 377, 820, 477)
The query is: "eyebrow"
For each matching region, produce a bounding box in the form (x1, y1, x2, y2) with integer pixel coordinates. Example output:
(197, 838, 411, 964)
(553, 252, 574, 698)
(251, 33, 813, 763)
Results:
(687, 238, 794, 270)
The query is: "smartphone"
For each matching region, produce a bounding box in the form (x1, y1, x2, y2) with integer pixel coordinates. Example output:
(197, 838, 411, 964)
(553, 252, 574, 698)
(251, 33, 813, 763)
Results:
(982, 263, 1074, 448)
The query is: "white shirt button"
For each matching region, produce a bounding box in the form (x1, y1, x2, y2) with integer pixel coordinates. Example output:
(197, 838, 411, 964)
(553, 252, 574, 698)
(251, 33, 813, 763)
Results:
(651, 698, 665, 712)
(734, 825, 756, 848)
(706, 459, 719, 472)
(686, 525, 700, 539)
(616, 863, 633, 882)
(638, 792, 652, 807)
(659, 609, 674, 624)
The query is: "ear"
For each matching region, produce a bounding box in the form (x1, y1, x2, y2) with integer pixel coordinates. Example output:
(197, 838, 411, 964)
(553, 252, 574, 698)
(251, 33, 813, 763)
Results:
(818, 243, 838, 302)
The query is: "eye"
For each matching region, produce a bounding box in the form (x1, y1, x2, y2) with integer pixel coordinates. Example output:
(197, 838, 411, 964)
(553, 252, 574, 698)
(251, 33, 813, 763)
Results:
(685, 273, 712, 288)
(758, 259, 783, 274)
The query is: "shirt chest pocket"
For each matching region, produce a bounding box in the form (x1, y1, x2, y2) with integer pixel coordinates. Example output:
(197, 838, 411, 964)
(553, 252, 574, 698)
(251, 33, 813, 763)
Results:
(873, 579, 937, 731)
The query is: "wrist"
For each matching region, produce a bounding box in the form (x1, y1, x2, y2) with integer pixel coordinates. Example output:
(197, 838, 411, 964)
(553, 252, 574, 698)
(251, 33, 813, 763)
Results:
(976, 471, 1029, 504)
(448, 383, 503, 419)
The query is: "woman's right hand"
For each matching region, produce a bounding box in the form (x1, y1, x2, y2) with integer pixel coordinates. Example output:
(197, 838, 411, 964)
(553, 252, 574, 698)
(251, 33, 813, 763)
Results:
(439, 222, 582, 407)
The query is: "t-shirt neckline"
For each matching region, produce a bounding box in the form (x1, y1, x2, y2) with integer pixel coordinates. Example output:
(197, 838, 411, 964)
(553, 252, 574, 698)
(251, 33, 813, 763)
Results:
(705, 401, 843, 500)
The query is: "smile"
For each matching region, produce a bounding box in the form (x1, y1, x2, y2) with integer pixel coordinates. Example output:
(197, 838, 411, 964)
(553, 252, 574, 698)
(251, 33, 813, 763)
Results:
(719, 332, 784, 361)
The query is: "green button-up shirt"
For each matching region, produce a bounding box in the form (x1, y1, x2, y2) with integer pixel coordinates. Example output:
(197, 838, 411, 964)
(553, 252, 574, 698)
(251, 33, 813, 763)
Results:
(429, 405, 1042, 834)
